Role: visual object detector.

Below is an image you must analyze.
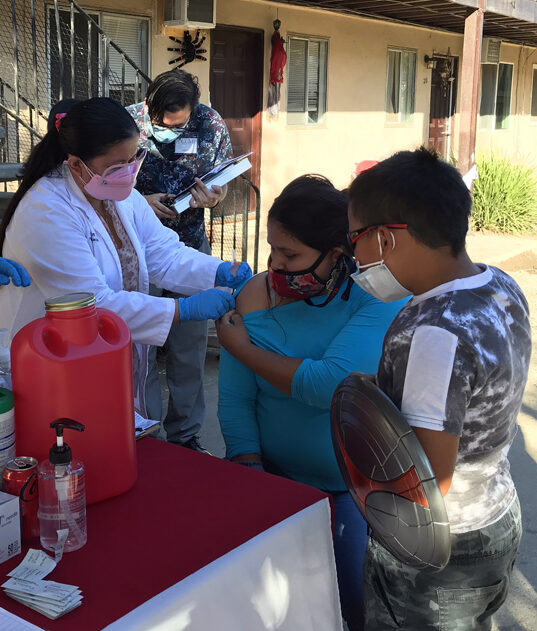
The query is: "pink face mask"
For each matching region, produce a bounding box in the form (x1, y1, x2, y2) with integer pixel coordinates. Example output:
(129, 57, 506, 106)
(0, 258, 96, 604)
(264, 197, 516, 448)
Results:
(81, 149, 146, 201)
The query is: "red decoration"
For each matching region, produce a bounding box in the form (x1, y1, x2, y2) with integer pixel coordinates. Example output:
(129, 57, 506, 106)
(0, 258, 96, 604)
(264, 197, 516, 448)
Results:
(270, 31, 287, 85)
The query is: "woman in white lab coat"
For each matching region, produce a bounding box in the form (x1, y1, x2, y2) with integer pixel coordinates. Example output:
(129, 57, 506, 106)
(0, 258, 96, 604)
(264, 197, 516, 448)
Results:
(0, 97, 250, 415)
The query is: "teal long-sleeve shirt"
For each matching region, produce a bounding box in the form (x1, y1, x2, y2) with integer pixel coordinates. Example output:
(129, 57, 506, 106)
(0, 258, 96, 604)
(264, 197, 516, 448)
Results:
(218, 281, 407, 492)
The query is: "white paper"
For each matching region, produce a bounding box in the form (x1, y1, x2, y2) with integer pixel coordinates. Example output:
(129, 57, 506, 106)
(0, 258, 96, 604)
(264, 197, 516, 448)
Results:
(174, 135, 198, 155)
(3, 569, 82, 620)
(4, 592, 81, 621)
(173, 155, 252, 214)
(0, 607, 45, 630)
(134, 412, 160, 437)
(2, 577, 79, 600)
(463, 164, 478, 190)
(4, 589, 81, 611)
(8, 550, 56, 582)
(54, 529, 69, 564)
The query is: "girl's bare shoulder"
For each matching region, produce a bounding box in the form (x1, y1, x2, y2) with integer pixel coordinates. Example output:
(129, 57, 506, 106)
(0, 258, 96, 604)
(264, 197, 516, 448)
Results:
(235, 272, 270, 315)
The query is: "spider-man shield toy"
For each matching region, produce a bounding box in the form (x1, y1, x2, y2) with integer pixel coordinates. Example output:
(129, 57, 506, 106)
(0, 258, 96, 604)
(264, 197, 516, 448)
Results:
(330, 373, 451, 571)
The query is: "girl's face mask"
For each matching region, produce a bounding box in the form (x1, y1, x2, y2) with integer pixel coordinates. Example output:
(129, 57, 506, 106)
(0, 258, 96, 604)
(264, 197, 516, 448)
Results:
(268, 252, 356, 306)
(268, 251, 328, 300)
(81, 149, 146, 202)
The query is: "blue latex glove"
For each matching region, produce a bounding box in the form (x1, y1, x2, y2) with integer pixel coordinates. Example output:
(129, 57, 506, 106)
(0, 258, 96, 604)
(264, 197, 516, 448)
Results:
(178, 288, 235, 322)
(0, 258, 31, 287)
(215, 261, 252, 289)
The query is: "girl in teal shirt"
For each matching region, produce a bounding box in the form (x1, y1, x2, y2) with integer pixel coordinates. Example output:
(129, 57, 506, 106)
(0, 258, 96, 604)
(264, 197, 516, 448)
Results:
(216, 175, 406, 630)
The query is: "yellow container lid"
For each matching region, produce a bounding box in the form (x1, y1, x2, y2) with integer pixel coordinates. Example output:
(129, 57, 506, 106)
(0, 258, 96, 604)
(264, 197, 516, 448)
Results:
(45, 292, 96, 312)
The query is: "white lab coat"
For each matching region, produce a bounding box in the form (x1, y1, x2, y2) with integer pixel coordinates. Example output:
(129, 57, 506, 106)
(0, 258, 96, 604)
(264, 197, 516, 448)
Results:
(0, 164, 222, 412)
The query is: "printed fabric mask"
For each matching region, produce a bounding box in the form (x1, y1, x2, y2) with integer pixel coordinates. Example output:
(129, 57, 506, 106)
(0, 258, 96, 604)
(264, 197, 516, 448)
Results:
(351, 231, 412, 302)
(268, 253, 356, 307)
(81, 149, 146, 202)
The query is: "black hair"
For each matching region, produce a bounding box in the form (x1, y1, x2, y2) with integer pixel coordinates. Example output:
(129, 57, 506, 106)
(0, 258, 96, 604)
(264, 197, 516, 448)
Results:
(348, 146, 472, 255)
(0, 97, 139, 253)
(268, 174, 349, 253)
(145, 70, 201, 124)
(46, 98, 80, 132)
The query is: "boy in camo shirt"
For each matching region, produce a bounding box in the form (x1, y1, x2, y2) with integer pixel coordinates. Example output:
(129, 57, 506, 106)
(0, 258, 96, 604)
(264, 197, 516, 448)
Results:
(347, 147, 531, 630)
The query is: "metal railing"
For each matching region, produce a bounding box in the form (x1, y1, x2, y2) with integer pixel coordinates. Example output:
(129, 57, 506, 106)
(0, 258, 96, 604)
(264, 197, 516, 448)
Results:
(0, 0, 151, 170)
(206, 175, 261, 273)
(0, 0, 262, 264)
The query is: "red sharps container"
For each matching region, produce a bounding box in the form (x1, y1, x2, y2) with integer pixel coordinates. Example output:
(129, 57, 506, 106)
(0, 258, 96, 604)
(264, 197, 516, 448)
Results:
(3, 456, 39, 540)
(11, 292, 137, 504)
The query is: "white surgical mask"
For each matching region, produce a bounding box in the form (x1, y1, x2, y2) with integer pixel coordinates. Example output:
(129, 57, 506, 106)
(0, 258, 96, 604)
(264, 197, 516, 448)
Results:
(350, 232, 411, 302)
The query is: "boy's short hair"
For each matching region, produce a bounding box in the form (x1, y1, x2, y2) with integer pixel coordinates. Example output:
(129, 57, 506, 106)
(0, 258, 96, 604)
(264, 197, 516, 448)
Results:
(348, 147, 472, 255)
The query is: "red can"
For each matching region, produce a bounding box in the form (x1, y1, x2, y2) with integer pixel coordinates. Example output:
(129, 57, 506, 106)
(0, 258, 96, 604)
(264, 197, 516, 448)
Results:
(3, 457, 40, 540)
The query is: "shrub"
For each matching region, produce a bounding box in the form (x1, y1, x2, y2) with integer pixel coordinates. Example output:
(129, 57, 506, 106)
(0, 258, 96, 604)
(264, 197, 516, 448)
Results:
(472, 154, 537, 233)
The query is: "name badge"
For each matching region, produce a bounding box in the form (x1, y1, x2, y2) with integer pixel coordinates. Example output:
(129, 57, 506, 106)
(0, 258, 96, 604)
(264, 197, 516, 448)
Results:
(175, 134, 198, 155)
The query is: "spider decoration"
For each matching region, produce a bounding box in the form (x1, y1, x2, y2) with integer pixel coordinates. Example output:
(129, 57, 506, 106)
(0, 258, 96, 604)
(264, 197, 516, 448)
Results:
(168, 30, 207, 68)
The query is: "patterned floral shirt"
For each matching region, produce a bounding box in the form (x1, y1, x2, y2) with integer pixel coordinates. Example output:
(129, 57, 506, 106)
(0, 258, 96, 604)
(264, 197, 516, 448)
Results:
(127, 101, 233, 249)
(377, 265, 531, 532)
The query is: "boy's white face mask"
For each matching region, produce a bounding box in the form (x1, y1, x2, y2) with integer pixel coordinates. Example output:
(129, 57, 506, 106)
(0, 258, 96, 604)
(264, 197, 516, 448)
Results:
(350, 232, 412, 302)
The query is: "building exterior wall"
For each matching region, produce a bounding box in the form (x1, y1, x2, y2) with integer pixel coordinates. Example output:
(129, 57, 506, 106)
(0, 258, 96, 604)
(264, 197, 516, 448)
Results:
(4, 0, 537, 246)
(153, 0, 467, 231)
(476, 41, 537, 163)
(105, 0, 537, 248)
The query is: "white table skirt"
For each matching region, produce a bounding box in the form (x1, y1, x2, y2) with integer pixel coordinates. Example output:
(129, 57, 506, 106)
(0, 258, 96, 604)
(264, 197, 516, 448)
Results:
(104, 498, 343, 631)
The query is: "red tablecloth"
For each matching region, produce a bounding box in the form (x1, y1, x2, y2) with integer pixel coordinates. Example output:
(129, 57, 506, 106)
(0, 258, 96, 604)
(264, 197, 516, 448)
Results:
(0, 437, 328, 630)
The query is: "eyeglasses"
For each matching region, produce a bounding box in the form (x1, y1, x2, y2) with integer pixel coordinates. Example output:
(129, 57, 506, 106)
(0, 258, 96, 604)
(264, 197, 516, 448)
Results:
(154, 116, 190, 131)
(347, 223, 408, 246)
(99, 148, 147, 178)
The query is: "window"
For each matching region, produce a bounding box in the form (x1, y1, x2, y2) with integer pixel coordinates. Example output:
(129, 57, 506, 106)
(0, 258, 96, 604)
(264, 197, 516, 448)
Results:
(479, 63, 513, 130)
(287, 36, 328, 125)
(48, 8, 150, 105)
(101, 14, 150, 104)
(385, 48, 416, 123)
(531, 65, 537, 119)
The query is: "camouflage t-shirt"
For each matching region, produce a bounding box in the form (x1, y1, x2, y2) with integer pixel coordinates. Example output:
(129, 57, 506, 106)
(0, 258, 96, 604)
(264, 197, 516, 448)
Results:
(377, 265, 531, 533)
(127, 101, 233, 249)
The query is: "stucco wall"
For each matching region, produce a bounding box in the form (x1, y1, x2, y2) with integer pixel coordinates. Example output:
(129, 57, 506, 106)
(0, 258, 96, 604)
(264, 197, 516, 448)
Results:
(89, 0, 537, 237)
(152, 0, 467, 231)
(476, 41, 537, 164)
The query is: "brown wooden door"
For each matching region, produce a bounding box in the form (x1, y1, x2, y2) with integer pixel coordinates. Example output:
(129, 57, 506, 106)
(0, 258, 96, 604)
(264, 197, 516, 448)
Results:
(210, 26, 263, 193)
(428, 56, 458, 158)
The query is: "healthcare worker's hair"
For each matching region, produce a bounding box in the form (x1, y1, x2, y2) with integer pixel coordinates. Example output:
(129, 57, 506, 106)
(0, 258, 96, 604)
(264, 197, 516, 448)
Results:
(268, 174, 350, 254)
(47, 98, 80, 132)
(0, 97, 139, 253)
(145, 70, 201, 124)
(348, 146, 472, 256)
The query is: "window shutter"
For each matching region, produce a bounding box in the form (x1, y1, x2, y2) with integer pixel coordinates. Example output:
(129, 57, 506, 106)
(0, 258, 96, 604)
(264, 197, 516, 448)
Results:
(288, 38, 307, 112)
(479, 64, 498, 130)
(400, 50, 416, 119)
(101, 15, 149, 85)
(495, 63, 512, 130)
(386, 50, 400, 115)
(307, 40, 319, 113)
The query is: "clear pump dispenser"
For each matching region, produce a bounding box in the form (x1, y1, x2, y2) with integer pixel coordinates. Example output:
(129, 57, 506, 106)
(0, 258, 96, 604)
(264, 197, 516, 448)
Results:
(37, 419, 87, 553)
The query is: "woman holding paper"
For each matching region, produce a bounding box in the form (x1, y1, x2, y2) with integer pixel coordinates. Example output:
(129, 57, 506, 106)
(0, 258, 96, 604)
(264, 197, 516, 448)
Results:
(0, 97, 250, 417)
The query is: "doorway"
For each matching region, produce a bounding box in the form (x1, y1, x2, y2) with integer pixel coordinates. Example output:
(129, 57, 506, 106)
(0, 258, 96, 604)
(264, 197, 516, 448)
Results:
(428, 56, 458, 159)
(210, 25, 263, 203)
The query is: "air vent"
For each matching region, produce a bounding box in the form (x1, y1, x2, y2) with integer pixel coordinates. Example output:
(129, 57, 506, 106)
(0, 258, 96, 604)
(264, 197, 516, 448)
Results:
(482, 38, 501, 64)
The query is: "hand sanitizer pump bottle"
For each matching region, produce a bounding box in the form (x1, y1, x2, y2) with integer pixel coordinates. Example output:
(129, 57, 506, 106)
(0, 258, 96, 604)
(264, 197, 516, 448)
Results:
(38, 419, 87, 553)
